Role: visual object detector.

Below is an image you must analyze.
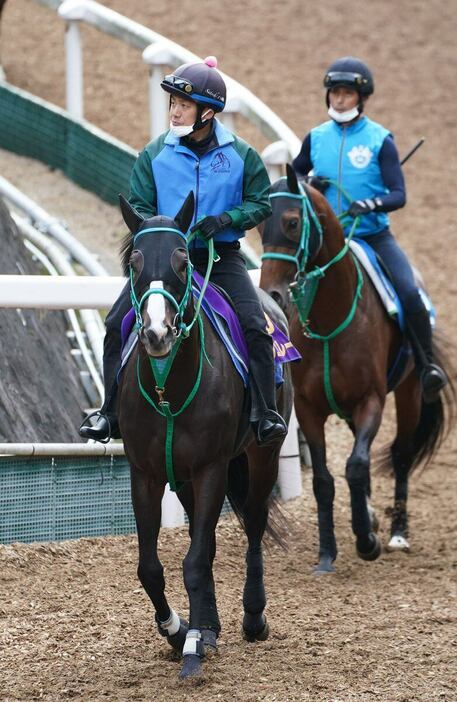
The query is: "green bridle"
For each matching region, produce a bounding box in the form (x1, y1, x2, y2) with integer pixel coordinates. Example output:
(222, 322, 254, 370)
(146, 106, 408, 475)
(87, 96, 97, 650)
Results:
(261, 181, 364, 419)
(130, 225, 217, 491)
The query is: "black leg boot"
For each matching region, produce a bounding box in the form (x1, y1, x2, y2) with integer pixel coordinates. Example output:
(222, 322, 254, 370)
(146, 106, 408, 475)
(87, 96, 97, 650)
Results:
(405, 307, 448, 403)
(248, 337, 287, 446)
(79, 331, 121, 442)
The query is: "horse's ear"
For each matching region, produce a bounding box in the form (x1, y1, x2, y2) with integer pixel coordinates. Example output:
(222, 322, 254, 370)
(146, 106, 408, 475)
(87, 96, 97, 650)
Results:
(175, 191, 195, 234)
(286, 164, 300, 195)
(118, 193, 144, 234)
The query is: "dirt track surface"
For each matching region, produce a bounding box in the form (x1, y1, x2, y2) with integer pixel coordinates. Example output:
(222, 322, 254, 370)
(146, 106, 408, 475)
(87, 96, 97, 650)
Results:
(1, 1, 457, 700)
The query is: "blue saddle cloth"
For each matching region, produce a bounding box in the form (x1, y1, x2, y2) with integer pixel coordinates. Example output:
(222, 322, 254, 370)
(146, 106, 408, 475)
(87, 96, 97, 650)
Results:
(349, 238, 436, 391)
(120, 272, 301, 387)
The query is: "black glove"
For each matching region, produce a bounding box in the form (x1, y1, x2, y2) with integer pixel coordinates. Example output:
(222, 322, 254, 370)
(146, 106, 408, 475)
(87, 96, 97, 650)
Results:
(347, 198, 382, 217)
(190, 213, 232, 240)
(306, 175, 329, 194)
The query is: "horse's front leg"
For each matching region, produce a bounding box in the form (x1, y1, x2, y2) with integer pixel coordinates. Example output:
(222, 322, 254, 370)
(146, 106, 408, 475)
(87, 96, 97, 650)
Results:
(295, 399, 337, 573)
(346, 396, 383, 561)
(180, 464, 227, 680)
(130, 467, 188, 654)
(177, 483, 221, 654)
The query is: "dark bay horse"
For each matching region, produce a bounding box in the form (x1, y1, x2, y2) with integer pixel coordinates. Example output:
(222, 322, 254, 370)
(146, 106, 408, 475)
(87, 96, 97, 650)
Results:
(117, 192, 293, 680)
(260, 165, 455, 573)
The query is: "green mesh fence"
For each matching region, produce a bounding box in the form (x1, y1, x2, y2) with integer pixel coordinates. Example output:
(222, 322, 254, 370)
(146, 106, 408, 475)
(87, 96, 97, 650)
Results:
(0, 455, 135, 544)
(0, 83, 137, 204)
(0, 454, 236, 544)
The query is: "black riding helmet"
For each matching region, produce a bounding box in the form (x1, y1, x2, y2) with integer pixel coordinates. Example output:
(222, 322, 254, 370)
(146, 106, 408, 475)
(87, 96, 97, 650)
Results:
(324, 56, 374, 107)
(161, 56, 227, 112)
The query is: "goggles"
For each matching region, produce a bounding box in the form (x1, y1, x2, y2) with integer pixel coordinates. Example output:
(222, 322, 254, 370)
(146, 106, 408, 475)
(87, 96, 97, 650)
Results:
(162, 74, 194, 95)
(324, 71, 367, 87)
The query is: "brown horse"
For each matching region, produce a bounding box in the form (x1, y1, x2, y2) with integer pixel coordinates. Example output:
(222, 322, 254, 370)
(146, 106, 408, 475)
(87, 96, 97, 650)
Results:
(260, 165, 455, 573)
(117, 192, 293, 679)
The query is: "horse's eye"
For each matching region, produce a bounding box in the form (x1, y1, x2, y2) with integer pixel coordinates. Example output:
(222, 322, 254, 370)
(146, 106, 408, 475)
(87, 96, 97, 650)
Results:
(289, 219, 299, 230)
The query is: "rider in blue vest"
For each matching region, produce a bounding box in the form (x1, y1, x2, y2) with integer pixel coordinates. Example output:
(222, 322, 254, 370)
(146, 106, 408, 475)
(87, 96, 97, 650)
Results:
(292, 56, 447, 403)
(80, 57, 287, 445)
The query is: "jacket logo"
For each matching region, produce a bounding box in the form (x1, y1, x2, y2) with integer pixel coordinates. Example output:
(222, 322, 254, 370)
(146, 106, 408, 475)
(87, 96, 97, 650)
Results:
(211, 152, 230, 173)
(347, 145, 373, 169)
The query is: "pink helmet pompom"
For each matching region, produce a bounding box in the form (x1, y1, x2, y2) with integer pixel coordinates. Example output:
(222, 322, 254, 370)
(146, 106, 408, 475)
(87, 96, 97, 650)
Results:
(204, 56, 218, 68)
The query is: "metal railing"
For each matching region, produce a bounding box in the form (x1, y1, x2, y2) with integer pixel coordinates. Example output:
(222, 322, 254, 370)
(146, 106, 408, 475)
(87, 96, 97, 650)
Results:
(33, 0, 300, 180)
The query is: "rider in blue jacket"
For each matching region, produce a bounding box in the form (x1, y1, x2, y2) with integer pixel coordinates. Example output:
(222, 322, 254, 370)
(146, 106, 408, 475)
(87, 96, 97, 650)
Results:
(80, 57, 287, 445)
(293, 56, 447, 403)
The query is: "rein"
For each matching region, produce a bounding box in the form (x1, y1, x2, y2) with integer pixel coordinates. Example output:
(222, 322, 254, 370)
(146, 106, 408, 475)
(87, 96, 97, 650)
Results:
(261, 181, 363, 419)
(130, 225, 216, 491)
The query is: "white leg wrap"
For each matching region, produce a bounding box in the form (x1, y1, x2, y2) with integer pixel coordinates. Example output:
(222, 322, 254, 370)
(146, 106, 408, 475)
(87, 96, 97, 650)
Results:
(183, 629, 201, 656)
(159, 608, 181, 636)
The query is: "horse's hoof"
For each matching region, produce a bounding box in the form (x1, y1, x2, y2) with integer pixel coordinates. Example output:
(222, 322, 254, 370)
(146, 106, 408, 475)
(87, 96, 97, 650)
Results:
(356, 533, 381, 561)
(242, 613, 270, 642)
(386, 534, 410, 552)
(313, 556, 336, 574)
(157, 614, 189, 653)
(201, 628, 218, 657)
(179, 654, 203, 680)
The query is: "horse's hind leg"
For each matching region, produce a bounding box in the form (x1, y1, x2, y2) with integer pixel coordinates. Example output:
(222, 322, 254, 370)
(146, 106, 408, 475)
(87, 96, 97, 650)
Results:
(386, 375, 421, 552)
(346, 397, 383, 561)
(177, 484, 220, 654)
(295, 400, 337, 573)
(130, 468, 188, 654)
(238, 445, 279, 642)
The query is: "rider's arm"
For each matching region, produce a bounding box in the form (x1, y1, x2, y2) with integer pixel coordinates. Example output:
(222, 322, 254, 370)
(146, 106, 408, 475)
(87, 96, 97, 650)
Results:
(376, 135, 407, 212)
(225, 146, 272, 230)
(128, 148, 158, 218)
(292, 134, 313, 176)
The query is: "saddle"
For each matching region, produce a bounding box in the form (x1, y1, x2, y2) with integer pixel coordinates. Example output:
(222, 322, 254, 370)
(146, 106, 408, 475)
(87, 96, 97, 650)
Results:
(349, 238, 435, 390)
(349, 238, 436, 332)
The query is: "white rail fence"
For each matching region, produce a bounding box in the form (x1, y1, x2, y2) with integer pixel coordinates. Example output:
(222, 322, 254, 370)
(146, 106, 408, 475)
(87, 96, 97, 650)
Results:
(33, 0, 300, 180)
(0, 274, 302, 522)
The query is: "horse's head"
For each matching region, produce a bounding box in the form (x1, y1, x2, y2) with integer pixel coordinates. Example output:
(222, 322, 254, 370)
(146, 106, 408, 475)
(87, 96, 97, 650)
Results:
(260, 164, 323, 311)
(119, 192, 195, 358)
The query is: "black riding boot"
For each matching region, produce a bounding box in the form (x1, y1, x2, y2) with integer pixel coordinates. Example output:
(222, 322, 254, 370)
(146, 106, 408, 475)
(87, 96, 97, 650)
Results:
(79, 331, 121, 442)
(405, 307, 448, 403)
(248, 338, 287, 446)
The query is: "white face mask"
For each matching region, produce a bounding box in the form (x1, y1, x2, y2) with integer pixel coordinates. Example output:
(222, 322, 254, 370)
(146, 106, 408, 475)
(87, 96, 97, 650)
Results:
(169, 123, 194, 137)
(169, 110, 212, 137)
(328, 105, 360, 123)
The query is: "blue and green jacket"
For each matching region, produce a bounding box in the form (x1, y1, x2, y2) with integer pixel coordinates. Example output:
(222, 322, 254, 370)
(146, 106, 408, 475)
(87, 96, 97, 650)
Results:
(128, 120, 271, 245)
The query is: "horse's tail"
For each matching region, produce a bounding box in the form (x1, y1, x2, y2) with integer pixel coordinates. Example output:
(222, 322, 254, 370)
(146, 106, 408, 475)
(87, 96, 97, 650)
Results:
(409, 330, 456, 471)
(378, 329, 456, 475)
(226, 452, 288, 550)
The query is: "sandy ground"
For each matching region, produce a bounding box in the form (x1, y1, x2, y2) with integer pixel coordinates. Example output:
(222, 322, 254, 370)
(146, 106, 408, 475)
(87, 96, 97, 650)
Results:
(0, 0, 457, 700)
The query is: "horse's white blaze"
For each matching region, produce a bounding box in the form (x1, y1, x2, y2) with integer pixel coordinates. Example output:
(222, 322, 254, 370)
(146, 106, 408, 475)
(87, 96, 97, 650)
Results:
(145, 281, 168, 338)
(386, 535, 410, 552)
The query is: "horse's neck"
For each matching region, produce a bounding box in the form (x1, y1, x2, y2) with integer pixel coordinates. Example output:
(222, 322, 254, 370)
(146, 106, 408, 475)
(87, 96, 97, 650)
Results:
(307, 227, 357, 331)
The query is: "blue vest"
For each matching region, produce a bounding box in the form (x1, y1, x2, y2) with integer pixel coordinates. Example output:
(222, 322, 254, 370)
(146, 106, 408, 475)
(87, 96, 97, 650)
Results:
(311, 117, 390, 237)
(151, 120, 245, 244)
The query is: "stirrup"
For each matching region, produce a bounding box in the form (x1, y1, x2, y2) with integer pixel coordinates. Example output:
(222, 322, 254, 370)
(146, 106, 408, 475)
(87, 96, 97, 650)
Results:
(421, 364, 448, 403)
(255, 410, 288, 446)
(79, 410, 113, 443)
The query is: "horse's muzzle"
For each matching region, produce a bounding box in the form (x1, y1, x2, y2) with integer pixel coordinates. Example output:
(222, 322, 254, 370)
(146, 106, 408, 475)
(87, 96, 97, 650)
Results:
(140, 324, 175, 357)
